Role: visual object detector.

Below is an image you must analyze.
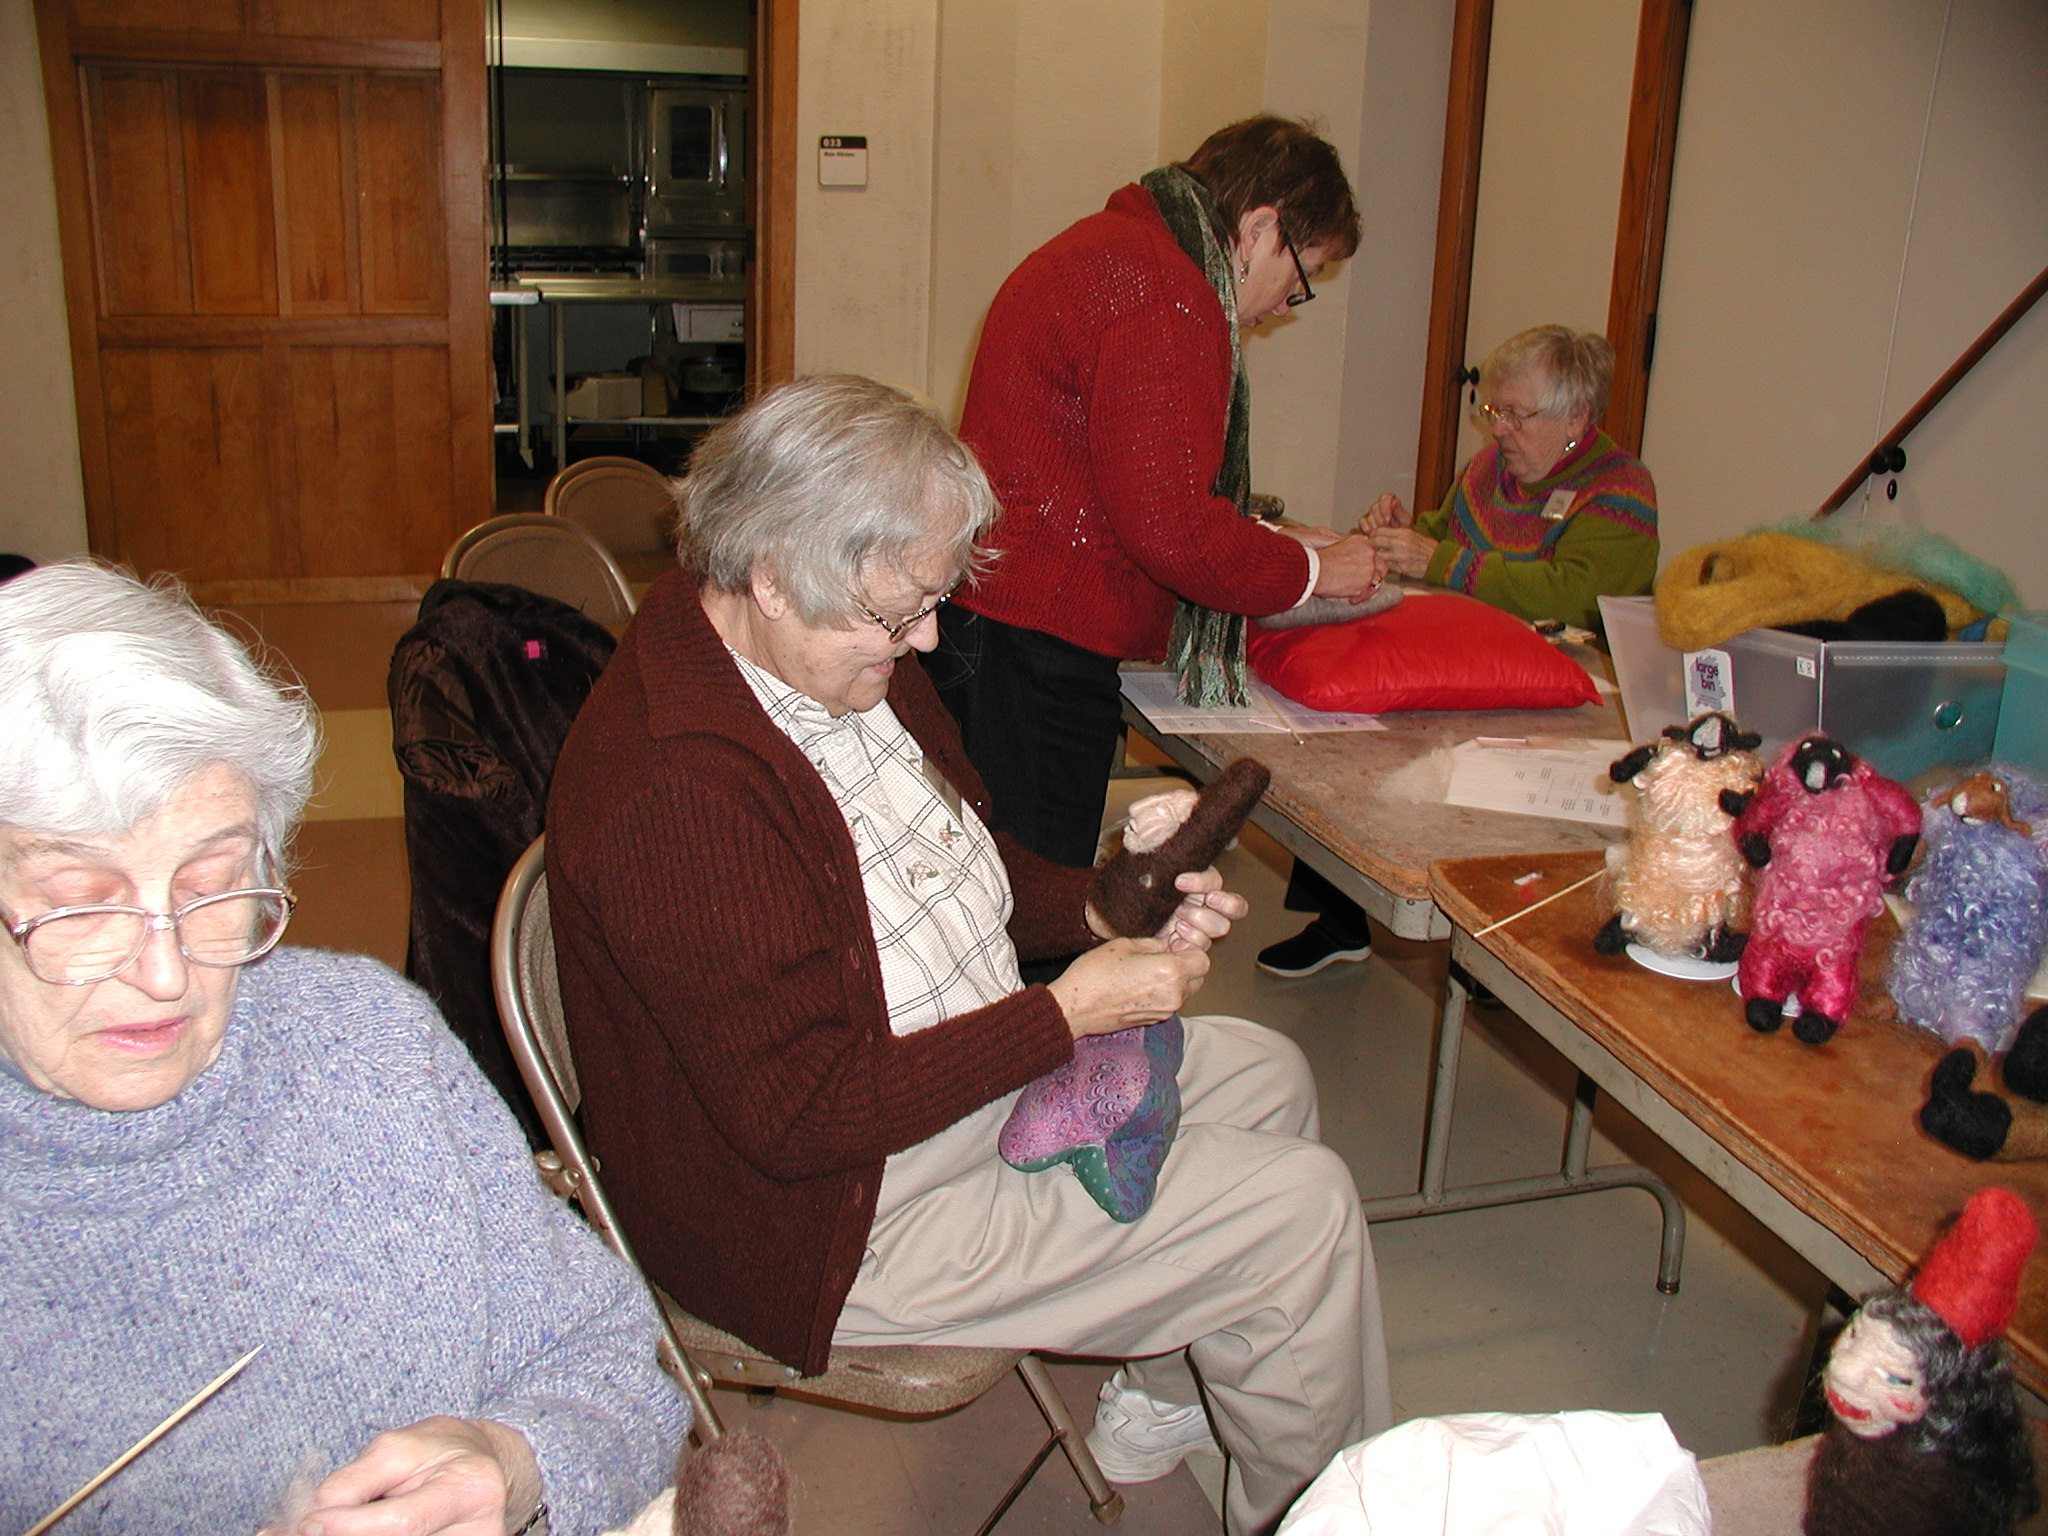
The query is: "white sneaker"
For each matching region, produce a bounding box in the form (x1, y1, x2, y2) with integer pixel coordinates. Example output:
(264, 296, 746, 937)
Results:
(1084, 1368, 1221, 1483)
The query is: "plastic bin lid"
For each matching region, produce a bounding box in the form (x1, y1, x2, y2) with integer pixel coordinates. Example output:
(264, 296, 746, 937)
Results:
(2003, 611, 2048, 671)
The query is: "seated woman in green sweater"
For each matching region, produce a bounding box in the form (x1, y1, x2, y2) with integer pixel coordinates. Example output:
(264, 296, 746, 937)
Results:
(1365, 324, 1657, 628)
(1259, 325, 1658, 977)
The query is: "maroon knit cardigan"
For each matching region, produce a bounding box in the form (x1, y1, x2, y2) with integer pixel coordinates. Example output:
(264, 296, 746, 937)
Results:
(956, 183, 1312, 661)
(546, 574, 1094, 1373)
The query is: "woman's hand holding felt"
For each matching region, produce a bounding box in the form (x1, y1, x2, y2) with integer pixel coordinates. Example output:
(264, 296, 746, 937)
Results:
(1369, 525, 1436, 578)
(266, 1417, 541, 1536)
(1049, 938, 1210, 1039)
(1358, 491, 1412, 534)
(1310, 534, 1388, 601)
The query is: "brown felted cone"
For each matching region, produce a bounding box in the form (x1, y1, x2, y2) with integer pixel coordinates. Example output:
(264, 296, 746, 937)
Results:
(672, 1430, 791, 1536)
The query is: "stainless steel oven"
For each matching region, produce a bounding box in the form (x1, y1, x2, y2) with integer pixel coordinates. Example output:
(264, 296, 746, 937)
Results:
(646, 85, 746, 234)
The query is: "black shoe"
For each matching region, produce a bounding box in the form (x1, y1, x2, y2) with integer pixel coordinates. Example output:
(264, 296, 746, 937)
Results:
(1257, 918, 1374, 978)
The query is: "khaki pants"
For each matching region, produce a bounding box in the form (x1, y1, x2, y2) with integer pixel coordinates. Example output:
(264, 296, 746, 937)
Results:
(836, 1015, 1393, 1536)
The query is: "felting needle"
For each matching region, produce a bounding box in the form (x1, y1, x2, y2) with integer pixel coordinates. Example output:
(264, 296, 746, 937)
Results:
(25, 1344, 264, 1536)
(1470, 868, 1603, 938)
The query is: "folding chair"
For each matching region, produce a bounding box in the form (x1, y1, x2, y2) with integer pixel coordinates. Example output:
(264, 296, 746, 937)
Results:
(443, 515, 637, 624)
(543, 457, 678, 586)
(490, 835, 1125, 1531)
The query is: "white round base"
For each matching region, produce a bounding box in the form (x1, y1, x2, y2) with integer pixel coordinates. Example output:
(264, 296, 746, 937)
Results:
(1624, 944, 1739, 983)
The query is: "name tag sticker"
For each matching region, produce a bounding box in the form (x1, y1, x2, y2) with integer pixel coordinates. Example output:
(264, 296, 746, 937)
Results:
(1541, 487, 1578, 521)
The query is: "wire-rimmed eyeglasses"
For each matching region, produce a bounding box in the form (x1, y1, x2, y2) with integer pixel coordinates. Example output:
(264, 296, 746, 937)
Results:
(1474, 401, 1546, 432)
(1281, 233, 1316, 308)
(855, 581, 961, 642)
(2, 888, 296, 986)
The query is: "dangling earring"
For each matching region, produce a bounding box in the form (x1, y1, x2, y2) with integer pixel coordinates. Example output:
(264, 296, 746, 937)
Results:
(1239, 255, 1250, 280)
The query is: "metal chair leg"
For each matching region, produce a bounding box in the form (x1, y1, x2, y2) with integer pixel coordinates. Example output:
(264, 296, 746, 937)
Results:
(1015, 1354, 1125, 1525)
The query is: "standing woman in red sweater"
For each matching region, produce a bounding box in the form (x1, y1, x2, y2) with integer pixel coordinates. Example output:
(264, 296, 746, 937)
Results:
(933, 116, 1386, 872)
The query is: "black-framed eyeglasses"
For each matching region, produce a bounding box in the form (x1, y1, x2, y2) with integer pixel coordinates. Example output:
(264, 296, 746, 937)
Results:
(855, 581, 961, 642)
(1282, 233, 1316, 308)
(1, 888, 296, 986)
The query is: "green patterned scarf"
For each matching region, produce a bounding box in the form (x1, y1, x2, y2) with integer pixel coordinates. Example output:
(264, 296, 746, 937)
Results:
(1141, 165, 1255, 707)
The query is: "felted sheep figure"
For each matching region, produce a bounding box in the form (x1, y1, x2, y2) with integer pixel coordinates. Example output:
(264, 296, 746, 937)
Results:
(1732, 735, 1921, 1045)
(1595, 712, 1763, 962)
(1890, 769, 2048, 1056)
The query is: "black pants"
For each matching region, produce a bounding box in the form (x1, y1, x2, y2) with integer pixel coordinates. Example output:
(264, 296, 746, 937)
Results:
(1282, 861, 1373, 944)
(927, 606, 1126, 871)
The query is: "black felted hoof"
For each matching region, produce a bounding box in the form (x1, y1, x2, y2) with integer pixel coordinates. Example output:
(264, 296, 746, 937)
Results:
(1792, 1011, 1838, 1045)
(1746, 997, 1784, 1033)
(1706, 926, 1749, 964)
(2002, 1005, 2048, 1103)
(1594, 914, 1628, 956)
(1921, 1049, 2011, 1160)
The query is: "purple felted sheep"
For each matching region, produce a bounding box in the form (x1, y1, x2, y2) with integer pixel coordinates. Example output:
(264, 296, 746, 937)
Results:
(1890, 768, 2048, 1055)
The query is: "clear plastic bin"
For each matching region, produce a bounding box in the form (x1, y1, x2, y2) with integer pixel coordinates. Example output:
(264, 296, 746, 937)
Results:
(1991, 611, 2048, 779)
(1599, 594, 2005, 781)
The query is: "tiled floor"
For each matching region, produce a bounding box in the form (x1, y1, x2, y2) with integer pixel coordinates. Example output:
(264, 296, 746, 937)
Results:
(244, 600, 1831, 1534)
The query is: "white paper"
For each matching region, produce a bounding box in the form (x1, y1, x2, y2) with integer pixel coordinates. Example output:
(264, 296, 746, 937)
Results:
(1441, 737, 1632, 826)
(1120, 671, 1389, 735)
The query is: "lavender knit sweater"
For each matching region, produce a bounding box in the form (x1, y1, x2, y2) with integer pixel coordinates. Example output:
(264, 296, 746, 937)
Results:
(0, 948, 687, 1535)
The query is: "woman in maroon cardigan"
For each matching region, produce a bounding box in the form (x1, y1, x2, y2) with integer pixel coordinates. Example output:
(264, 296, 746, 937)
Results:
(548, 377, 1390, 1536)
(933, 116, 1385, 873)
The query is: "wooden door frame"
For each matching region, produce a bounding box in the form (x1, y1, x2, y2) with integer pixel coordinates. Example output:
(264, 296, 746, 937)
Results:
(1414, 0, 1692, 510)
(748, 0, 797, 393)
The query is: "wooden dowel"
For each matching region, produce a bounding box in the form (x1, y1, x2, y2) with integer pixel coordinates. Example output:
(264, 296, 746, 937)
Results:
(25, 1345, 264, 1536)
(1471, 868, 1604, 938)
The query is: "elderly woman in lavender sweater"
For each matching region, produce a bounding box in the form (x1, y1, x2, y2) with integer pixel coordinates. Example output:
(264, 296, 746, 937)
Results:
(0, 564, 686, 1536)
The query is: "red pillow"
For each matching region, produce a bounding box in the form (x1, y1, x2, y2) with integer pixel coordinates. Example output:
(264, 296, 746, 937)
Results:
(1247, 592, 1600, 713)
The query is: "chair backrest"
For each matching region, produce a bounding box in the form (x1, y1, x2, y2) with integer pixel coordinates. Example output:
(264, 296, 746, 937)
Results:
(443, 515, 636, 624)
(545, 455, 649, 502)
(490, 834, 722, 1435)
(545, 460, 676, 559)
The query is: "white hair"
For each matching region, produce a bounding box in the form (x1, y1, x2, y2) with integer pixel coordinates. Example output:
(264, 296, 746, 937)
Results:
(1482, 325, 1615, 426)
(676, 374, 999, 626)
(0, 563, 320, 868)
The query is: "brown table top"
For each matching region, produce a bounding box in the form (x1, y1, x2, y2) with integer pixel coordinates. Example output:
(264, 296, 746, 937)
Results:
(1430, 849, 2048, 1398)
(1129, 673, 1626, 908)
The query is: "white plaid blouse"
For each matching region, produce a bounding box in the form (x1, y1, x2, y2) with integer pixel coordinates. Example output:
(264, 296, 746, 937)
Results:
(730, 650, 1023, 1036)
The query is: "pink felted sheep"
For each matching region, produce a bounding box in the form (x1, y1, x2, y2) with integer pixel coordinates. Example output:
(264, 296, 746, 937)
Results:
(1731, 735, 1920, 1045)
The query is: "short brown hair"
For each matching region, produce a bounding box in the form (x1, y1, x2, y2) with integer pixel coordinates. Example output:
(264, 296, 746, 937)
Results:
(1179, 115, 1360, 259)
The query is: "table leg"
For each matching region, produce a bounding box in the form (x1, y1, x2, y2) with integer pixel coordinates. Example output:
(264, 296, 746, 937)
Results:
(551, 299, 567, 472)
(1359, 964, 1687, 1295)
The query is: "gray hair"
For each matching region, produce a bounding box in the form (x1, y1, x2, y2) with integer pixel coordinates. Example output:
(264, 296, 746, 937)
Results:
(676, 374, 999, 627)
(0, 563, 320, 870)
(1482, 325, 1615, 426)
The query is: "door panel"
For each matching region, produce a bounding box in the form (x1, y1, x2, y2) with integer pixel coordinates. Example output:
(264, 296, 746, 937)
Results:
(87, 69, 191, 316)
(103, 346, 275, 577)
(180, 71, 279, 315)
(355, 74, 445, 313)
(42, 0, 489, 592)
(272, 73, 359, 313)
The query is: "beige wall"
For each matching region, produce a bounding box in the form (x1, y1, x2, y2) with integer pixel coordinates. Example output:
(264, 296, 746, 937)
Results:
(796, 0, 1452, 537)
(1453, 0, 1635, 467)
(1643, 0, 2048, 603)
(0, 0, 89, 563)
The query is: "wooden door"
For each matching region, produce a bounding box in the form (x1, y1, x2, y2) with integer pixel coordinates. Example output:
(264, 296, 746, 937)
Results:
(37, 0, 490, 600)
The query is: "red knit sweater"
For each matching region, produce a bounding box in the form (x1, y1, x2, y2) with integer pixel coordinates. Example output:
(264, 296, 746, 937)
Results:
(546, 573, 1095, 1374)
(957, 184, 1312, 660)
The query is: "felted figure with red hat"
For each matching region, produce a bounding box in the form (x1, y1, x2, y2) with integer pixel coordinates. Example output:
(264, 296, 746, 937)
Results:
(1594, 712, 1763, 966)
(1729, 735, 1921, 1044)
(1805, 1186, 2039, 1536)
